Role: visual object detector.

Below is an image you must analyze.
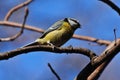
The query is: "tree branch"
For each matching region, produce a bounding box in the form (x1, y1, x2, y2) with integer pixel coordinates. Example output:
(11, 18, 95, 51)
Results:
(0, 45, 96, 60)
(48, 63, 61, 80)
(88, 59, 110, 80)
(0, 21, 44, 33)
(75, 39, 120, 80)
(0, 7, 29, 42)
(100, 0, 120, 15)
(73, 35, 111, 46)
(92, 39, 120, 65)
(4, 0, 33, 21)
(88, 39, 120, 80)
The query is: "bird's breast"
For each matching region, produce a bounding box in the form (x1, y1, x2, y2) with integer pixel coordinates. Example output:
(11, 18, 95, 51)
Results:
(43, 28, 74, 47)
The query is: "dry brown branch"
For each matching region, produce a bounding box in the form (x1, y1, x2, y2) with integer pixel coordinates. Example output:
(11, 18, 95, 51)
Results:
(0, 21, 111, 45)
(0, 7, 29, 42)
(92, 39, 120, 65)
(73, 35, 111, 46)
(75, 39, 120, 80)
(48, 63, 61, 80)
(88, 39, 120, 80)
(4, 0, 33, 21)
(88, 59, 110, 80)
(0, 45, 96, 60)
(0, 21, 44, 33)
(100, 0, 120, 15)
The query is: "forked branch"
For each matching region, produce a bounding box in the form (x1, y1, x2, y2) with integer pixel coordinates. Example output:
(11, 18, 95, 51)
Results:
(0, 7, 29, 42)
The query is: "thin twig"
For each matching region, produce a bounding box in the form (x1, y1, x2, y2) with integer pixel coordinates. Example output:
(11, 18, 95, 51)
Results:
(113, 28, 117, 45)
(0, 7, 29, 42)
(73, 35, 111, 46)
(48, 63, 61, 80)
(4, 0, 32, 21)
(100, 0, 120, 15)
(23, 7, 29, 28)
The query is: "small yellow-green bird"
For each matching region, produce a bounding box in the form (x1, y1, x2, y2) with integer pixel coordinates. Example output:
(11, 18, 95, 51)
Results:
(24, 18, 80, 47)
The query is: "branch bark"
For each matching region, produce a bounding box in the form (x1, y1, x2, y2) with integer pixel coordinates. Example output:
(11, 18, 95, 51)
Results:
(75, 39, 120, 80)
(88, 39, 120, 80)
(0, 45, 96, 60)
(4, 0, 33, 21)
(0, 7, 29, 42)
(100, 0, 120, 15)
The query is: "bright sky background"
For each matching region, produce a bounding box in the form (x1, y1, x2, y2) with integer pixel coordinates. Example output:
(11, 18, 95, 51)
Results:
(0, 0, 120, 80)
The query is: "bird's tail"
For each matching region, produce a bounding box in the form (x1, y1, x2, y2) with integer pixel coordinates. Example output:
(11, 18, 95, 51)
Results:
(23, 41, 39, 47)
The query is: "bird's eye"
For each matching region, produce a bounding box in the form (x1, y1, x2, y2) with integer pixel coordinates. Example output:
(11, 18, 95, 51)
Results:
(63, 18, 68, 22)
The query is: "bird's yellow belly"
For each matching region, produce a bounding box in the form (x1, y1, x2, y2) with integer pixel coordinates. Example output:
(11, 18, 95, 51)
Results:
(43, 29, 73, 46)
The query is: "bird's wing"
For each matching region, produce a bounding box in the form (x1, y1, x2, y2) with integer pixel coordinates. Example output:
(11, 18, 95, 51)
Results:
(40, 20, 63, 38)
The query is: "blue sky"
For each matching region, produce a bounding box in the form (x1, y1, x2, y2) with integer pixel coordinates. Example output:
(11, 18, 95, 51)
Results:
(0, 0, 120, 80)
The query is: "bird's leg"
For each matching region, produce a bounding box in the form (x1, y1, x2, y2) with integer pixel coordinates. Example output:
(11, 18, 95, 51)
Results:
(47, 41, 55, 50)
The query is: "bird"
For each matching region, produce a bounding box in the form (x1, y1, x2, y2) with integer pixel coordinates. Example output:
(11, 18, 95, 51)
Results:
(23, 18, 81, 47)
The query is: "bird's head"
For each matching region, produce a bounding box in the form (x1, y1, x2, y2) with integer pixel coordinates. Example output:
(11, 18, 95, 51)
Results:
(63, 18, 81, 30)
